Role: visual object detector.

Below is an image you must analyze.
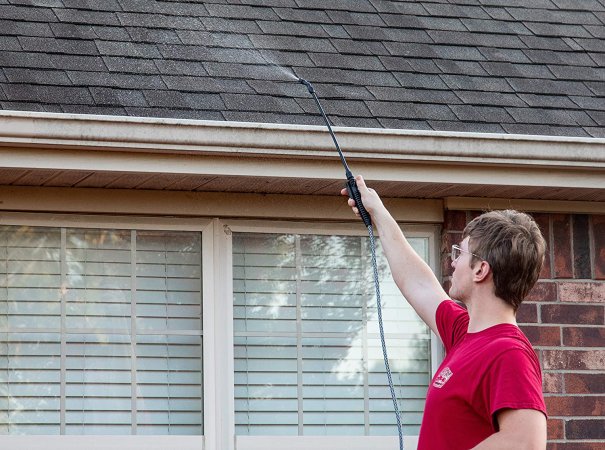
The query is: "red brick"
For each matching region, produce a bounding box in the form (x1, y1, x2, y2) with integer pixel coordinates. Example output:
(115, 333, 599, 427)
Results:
(572, 214, 591, 279)
(565, 373, 605, 394)
(552, 214, 573, 279)
(543, 372, 563, 394)
(563, 327, 605, 347)
(543, 349, 605, 370)
(441, 251, 453, 278)
(527, 281, 558, 302)
(566, 419, 605, 439)
(441, 231, 462, 253)
(541, 304, 604, 325)
(558, 281, 605, 303)
(444, 210, 468, 232)
(548, 444, 605, 450)
(520, 325, 561, 346)
(469, 210, 483, 220)
(533, 213, 552, 279)
(593, 215, 605, 280)
(545, 396, 605, 416)
(547, 418, 564, 440)
(517, 302, 538, 324)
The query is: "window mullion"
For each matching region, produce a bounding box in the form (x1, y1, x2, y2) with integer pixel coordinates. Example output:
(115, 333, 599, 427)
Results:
(295, 235, 303, 435)
(60, 228, 67, 435)
(130, 230, 138, 435)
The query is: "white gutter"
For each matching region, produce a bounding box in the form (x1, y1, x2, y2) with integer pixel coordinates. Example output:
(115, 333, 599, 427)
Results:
(0, 110, 604, 169)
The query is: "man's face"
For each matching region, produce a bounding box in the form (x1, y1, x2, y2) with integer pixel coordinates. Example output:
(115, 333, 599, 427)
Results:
(449, 236, 476, 302)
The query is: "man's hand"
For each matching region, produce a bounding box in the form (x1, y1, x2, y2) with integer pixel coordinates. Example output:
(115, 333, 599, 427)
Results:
(340, 175, 385, 219)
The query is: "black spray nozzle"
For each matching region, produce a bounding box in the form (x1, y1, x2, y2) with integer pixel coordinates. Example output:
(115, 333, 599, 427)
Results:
(298, 78, 314, 94)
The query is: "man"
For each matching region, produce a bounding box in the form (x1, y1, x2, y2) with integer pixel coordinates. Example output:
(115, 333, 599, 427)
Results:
(343, 175, 547, 450)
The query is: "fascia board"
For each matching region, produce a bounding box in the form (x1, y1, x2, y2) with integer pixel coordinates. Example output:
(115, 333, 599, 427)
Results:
(0, 110, 604, 170)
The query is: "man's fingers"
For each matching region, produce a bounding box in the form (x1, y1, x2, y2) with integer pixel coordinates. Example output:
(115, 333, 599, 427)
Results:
(355, 174, 368, 192)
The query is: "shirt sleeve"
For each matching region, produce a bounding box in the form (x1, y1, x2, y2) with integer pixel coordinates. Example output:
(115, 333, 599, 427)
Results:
(436, 300, 470, 352)
(484, 347, 547, 428)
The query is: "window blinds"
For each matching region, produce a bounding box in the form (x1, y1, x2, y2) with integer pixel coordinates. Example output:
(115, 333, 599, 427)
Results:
(0, 226, 202, 435)
(233, 233, 431, 436)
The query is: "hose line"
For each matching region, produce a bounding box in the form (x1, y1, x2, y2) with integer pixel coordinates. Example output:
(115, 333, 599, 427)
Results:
(368, 224, 404, 450)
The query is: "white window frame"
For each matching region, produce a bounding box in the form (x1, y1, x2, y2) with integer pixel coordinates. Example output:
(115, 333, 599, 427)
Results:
(219, 219, 443, 450)
(0, 213, 211, 450)
(0, 214, 443, 450)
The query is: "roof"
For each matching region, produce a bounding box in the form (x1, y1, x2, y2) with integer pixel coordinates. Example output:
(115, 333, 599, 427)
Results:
(0, 0, 604, 138)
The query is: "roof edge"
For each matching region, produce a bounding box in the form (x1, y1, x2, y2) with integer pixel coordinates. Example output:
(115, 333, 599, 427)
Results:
(0, 110, 604, 169)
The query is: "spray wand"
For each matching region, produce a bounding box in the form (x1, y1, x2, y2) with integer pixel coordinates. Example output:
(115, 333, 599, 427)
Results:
(298, 78, 372, 228)
(299, 77, 404, 450)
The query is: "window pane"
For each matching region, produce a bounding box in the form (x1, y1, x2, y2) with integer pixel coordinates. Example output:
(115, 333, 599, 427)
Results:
(0, 227, 62, 331)
(65, 334, 132, 435)
(234, 233, 431, 436)
(0, 226, 203, 436)
(0, 333, 61, 435)
(66, 229, 132, 331)
(136, 231, 202, 332)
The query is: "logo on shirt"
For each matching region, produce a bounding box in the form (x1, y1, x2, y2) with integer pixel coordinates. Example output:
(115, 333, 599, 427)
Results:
(433, 367, 453, 388)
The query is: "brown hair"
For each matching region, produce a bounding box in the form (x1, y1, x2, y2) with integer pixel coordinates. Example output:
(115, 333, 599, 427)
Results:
(463, 210, 546, 311)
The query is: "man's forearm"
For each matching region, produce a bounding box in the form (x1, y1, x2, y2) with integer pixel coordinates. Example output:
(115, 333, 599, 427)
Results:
(370, 204, 446, 333)
(471, 430, 544, 450)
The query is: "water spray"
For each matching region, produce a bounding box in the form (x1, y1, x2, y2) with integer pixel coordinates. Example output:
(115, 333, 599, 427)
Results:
(299, 77, 404, 450)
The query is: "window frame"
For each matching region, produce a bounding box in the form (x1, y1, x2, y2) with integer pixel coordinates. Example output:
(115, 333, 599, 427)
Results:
(0, 213, 212, 450)
(221, 219, 443, 450)
(0, 213, 443, 450)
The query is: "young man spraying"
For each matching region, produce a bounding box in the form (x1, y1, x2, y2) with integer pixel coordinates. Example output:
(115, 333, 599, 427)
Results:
(343, 176, 547, 450)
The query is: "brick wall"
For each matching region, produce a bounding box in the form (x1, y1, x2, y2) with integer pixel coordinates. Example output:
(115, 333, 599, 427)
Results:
(442, 210, 605, 449)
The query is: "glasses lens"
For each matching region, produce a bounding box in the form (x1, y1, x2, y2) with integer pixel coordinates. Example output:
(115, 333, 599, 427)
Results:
(452, 246, 459, 260)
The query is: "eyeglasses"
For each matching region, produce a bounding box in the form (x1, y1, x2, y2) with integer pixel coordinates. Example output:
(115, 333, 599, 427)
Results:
(451, 244, 484, 262)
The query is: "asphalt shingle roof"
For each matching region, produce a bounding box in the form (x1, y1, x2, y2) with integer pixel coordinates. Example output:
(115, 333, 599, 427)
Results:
(0, 0, 604, 137)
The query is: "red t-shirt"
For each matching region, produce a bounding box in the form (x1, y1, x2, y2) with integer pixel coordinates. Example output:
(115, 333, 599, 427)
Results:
(417, 300, 546, 450)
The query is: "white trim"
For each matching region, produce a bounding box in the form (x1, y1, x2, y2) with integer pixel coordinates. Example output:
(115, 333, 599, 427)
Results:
(212, 219, 235, 450)
(236, 436, 418, 450)
(202, 221, 217, 450)
(0, 436, 203, 450)
(0, 110, 603, 169)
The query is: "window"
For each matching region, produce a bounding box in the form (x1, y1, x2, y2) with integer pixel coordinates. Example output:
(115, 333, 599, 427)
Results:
(233, 230, 433, 441)
(0, 226, 203, 436)
(0, 217, 439, 450)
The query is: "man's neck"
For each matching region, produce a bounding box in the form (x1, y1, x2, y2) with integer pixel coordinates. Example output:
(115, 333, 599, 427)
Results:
(465, 291, 517, 333)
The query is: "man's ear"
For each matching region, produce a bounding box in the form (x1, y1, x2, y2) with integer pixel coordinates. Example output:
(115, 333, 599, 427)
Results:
(473, 260, 491, 283)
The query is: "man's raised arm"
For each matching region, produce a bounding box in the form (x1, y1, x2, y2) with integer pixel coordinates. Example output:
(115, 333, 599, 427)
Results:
(342, 175, 448, 335)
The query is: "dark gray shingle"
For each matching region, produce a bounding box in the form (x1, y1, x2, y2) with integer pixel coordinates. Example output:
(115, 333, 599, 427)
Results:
(55, 8, 119, 26)
(90, 87, 148, 107)
(67, 71, 166, 89)
(163, 76, 254, 94)
(205, 4, 279, 21)
(3, 83, 94, 104)
(4, 68, 72, 85)
(308, 53, 385, 71)
(0, 18, 53, 37)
